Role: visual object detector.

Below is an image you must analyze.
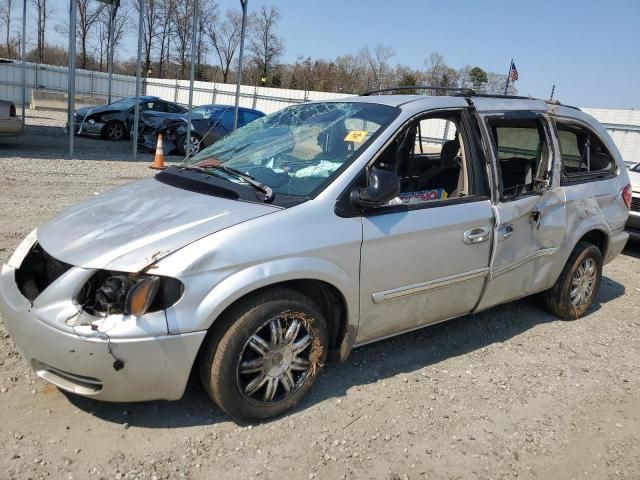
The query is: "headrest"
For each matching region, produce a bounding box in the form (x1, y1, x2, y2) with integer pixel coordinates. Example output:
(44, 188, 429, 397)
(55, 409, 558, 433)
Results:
(590, 152, 611, 171)
(440, 139, 460, 167)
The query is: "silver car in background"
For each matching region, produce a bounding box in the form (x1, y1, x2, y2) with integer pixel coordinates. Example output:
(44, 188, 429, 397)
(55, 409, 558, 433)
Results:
(0, 100, 23, 136)
(0, 89, 632, 422)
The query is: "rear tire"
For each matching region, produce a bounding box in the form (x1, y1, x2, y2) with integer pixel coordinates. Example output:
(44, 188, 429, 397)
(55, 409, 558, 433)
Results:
(199, 288, 328, 422)
(543, 241, 603, 320)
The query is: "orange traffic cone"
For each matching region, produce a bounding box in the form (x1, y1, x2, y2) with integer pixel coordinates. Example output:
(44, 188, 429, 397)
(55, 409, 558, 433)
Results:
(150, 133, 165, 170)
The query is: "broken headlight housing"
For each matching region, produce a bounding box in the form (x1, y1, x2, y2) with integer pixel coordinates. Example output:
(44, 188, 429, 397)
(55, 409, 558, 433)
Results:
(78, 271, 183, 317)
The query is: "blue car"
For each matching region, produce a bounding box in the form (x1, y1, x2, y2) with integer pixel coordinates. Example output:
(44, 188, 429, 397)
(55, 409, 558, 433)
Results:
(138, 104, 265, 156)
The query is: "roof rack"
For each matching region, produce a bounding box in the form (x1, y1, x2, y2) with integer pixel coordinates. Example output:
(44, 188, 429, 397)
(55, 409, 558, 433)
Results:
(359, 85, 578, 109)
(360, 86, 476, 96)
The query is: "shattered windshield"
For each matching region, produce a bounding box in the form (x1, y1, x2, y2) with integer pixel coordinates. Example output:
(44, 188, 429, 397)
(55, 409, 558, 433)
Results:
(185, 102, 398, 197)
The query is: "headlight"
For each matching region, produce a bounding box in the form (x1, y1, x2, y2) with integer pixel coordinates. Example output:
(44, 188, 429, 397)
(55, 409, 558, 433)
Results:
(78, 271, 183, 317)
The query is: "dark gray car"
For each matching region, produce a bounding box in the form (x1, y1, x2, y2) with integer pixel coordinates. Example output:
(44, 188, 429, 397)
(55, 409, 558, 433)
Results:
(72, 96, 187, 141)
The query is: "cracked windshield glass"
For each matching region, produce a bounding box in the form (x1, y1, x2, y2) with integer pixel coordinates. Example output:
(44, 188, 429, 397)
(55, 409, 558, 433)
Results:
(184, 102, 399, 197)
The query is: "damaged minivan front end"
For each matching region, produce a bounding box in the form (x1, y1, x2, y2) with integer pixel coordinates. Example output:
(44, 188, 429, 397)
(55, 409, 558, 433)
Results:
(0, 177, 281, 401)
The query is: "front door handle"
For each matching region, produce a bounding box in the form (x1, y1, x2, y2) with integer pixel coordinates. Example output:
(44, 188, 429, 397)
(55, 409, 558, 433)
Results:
(463, 227, 491, 245)
(501, 224, 514, 239)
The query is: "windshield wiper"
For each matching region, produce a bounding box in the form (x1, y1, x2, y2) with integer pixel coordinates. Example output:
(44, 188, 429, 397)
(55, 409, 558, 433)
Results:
(179, 165, 274, 203)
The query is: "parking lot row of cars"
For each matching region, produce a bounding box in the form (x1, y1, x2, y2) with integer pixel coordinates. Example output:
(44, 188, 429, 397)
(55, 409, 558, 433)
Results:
(70, 96, 264, 156)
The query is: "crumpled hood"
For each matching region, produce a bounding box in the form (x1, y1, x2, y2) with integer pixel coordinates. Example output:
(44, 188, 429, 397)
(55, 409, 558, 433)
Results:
(76, 104, 125, 117)
(37, 177, 279, 271)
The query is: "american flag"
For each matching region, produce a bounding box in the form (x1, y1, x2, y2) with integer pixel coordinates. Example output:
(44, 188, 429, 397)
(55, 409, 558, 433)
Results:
(509, 61, 519, 81)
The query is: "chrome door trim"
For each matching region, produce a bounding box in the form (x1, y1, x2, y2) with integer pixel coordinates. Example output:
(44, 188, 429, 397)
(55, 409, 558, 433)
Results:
(372, 267, 490, 304)
(490, 247, 557, 278)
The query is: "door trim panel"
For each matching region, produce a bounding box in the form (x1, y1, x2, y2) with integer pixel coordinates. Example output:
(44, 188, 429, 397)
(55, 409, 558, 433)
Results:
(372, 267, 490, 304)
(490, 247, 557, 278)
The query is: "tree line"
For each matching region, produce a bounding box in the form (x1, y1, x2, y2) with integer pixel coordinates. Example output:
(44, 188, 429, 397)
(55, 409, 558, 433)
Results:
(0, 0, 516, 95)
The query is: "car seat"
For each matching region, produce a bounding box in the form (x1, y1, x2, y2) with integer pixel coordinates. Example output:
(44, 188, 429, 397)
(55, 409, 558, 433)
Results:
(414, 138, 461, 193)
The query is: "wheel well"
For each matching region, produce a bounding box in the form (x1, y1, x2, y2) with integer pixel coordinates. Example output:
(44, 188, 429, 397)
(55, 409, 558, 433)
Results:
(206, 280, 348, 358)
(578, 229, 607, 255)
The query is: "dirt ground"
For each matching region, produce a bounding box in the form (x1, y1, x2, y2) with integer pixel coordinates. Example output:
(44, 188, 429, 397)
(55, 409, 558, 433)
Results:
(0, 112, 639, 480)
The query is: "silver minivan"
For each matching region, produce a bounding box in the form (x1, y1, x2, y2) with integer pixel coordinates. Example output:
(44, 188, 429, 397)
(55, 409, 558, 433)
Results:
(0, 89, 632, 421)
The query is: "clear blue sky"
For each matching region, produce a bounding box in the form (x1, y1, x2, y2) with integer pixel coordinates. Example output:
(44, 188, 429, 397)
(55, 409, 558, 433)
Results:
(44, 0, 640, 108)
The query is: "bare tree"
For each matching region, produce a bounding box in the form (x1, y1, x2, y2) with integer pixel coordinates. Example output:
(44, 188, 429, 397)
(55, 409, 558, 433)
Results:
(0, 0, 15, 58)
(248, 5, 284, 85)
(31, 0, 55, 63)
(205, 8, 245, 83)
(95, 0, 130, 71)
(132, 0, 162, 77)
(156, 0, 176, 77)
(79, 0, 106, 68)
(423, 52, 459, 89)
(170, 0, 194, 78)
(361, 43, 395, 89)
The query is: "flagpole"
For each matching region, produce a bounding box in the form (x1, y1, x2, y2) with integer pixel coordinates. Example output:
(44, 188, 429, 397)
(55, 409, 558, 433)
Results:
(504, 59, 512, 95)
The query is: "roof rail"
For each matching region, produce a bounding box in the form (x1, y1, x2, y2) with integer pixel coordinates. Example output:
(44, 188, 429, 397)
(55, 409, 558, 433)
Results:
(360, 86, 476, 96)
(458, 93, 533, 100)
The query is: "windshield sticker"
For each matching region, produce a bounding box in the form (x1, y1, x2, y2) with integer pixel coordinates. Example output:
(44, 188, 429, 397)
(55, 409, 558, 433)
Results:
(344, 130, 368, 143)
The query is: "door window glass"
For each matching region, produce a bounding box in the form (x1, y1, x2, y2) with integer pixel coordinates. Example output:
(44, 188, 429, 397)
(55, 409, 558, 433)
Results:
(371, 114, 470, 205)
(487, 118, 549, 200)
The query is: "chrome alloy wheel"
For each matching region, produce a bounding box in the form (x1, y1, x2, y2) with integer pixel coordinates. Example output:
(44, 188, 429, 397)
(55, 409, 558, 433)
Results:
(570, 258, 597, 306)
(183, 135, 201, 155)
(237, 313, 313, 405)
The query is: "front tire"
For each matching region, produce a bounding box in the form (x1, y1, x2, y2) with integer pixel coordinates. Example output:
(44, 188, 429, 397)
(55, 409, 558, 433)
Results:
(199, 288, 328, 422)
(178, 133, 202, 156)
(543, 241, 603, 320)
(103, 121, 126, 141)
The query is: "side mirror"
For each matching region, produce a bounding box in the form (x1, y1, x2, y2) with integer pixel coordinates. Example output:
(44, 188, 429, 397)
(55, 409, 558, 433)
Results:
(350, 168, 401, 209)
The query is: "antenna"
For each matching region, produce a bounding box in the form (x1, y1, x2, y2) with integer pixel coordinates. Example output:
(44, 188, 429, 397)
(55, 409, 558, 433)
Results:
(549, 85, 556, 101)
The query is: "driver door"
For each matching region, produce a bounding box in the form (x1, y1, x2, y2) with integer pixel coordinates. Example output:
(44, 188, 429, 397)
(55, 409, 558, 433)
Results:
(356, 108, 495, 345)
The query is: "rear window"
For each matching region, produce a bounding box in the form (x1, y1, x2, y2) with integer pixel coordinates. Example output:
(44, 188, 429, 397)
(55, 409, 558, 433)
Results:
(556, 122, 616, 180)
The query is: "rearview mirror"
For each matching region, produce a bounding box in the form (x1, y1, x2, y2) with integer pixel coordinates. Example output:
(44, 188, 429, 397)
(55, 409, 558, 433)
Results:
(350, 168, 401, 209)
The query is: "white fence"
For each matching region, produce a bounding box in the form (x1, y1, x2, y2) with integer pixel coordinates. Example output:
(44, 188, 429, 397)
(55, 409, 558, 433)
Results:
(1, 59, 638, 161)
(0, 59, 349, 115)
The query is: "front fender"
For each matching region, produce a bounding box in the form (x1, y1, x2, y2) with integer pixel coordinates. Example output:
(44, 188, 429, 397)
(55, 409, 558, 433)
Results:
(165, 256, 358, 340)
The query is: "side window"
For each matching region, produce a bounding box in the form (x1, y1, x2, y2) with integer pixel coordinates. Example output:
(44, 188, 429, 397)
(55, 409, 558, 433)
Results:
(218, 110, 235, 130)
(371, 112, 472, 206)
(555, 122, 615, 179)
(486, 117, 549, 201)
(166, 103, 183, 114)
(241, 111, 262, 125)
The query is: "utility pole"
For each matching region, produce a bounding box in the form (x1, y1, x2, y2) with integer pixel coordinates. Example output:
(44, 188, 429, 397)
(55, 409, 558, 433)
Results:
(21, 0, 26, 126)
(68, 0, 77, 158)
(233, 0, 248, 131)
(185, 0, 199, 156)
(132, 0, 143, 159)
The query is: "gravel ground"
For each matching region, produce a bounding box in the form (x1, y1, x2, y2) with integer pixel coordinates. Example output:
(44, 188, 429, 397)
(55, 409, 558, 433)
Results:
(1, 111, 639, 480)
